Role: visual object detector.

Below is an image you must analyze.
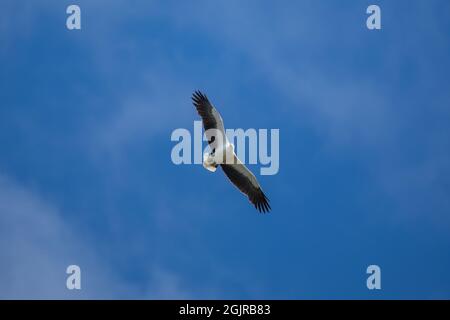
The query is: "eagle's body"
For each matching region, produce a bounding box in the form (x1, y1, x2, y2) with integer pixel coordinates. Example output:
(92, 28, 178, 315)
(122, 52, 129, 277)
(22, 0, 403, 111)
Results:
(192, 91, 271, 213)
(202, 140, 233, 172)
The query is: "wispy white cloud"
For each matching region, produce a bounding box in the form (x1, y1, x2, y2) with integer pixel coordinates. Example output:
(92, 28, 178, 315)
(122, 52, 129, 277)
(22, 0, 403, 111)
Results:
(0, 173, 200, 299)
(0, 173, 137, 298)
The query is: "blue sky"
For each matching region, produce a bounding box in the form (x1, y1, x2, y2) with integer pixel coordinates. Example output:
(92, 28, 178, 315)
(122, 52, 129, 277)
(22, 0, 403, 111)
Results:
(1, 0, 449, 299)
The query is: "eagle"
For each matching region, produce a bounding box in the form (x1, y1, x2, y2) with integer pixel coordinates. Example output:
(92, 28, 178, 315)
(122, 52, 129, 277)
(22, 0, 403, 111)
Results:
(192, 91, 271, 213)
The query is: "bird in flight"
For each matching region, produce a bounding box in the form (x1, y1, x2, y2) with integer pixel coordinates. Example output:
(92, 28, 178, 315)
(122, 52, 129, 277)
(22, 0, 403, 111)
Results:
(191, 91, 271, 213)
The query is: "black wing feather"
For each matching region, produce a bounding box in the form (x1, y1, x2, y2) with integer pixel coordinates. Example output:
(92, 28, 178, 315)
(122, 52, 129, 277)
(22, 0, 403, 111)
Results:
(192, 90, 218, 137)
(220, 164, 271, 213)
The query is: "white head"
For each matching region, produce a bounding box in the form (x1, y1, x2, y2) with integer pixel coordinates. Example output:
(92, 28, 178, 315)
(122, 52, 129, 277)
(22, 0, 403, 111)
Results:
(202, 152, 217, 172)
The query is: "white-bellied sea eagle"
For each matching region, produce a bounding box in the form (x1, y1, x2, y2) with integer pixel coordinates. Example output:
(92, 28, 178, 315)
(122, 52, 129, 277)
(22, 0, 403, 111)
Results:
(192, 91, 271, 213)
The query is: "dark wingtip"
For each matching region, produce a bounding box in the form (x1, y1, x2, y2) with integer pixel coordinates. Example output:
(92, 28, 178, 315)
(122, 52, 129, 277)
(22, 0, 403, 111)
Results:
(192, 90, 206, 101)
(254, 190, 271, 214)
(192, 91, 210, 109)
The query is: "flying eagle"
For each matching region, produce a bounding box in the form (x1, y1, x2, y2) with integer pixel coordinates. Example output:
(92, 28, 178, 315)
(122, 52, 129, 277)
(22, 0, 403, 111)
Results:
(192, 91, 271, 213)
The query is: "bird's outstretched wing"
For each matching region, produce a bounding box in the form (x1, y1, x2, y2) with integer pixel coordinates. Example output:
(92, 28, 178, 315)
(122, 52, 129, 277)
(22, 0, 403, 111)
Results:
(220, 154, 271, 213)
(191, 91, 226, 146)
